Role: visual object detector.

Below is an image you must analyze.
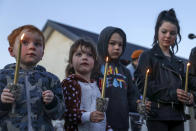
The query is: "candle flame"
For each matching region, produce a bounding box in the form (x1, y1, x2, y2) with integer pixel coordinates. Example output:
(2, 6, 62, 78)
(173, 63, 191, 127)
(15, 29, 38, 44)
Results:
(147, 69, 150, 74)
(187, 62, 191, 67)
(20, 33, 25, 41)
(106, 57, 109, 62)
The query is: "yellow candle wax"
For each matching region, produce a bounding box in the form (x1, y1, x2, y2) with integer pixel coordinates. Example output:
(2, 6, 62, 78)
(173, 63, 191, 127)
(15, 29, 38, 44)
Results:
(101, 57, 109, 98)
(14, 33, 24, 84)
(142, 69, 150, 103)
(185, 62, 190, 93)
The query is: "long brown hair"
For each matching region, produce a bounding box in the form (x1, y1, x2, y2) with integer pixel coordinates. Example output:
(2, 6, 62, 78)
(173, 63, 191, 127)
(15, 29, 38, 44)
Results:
(66, 39, 98, 79)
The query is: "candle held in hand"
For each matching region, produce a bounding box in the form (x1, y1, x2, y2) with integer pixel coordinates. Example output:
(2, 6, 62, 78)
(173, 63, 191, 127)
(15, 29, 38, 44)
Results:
(101, 57, 109, 98)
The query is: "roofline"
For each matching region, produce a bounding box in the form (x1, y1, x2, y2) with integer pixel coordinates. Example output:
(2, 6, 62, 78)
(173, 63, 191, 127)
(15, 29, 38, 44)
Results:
(42, 20, 80, 41)
(42, 20, 187, 61)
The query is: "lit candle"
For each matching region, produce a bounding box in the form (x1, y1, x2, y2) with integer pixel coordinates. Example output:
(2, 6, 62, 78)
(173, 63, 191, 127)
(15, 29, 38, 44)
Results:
(14, 33, 24, 84)
(142, 69, 150, 103)
(185, 62, 191, 93)
(101, 57, 109, 98)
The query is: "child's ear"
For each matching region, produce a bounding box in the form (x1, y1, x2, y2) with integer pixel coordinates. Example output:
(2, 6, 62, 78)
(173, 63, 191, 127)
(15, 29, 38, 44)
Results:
(8, 47, 15, 57)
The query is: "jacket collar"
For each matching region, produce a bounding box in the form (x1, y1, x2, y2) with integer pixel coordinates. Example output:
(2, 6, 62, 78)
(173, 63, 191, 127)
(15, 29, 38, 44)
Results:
(69, 74, 95, 83)
(151, 44, 183, 72)
(151, 44, 172, 58)
(151, 44, 181, 62)
(4, 63, 46, 72)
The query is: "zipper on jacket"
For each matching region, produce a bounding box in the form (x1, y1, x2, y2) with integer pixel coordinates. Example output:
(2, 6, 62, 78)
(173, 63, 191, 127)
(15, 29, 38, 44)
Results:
(25, 74, 33, 131)
(162, 64, 185, 120)
(162, 64, 182, 82)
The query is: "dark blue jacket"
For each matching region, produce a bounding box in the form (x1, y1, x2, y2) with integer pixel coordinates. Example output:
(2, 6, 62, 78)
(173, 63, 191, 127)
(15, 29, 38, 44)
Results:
(0, 64, 65, 131)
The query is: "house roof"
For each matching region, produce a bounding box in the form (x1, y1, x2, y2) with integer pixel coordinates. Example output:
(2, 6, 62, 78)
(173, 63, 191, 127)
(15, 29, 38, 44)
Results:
(42, 20, 187, 63)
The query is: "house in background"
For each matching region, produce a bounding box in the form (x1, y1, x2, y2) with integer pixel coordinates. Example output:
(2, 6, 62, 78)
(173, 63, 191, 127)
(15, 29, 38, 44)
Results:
(40, 20, 148, 81)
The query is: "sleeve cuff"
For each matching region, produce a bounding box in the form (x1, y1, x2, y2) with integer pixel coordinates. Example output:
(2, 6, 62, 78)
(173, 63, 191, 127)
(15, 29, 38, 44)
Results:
(192, 92, 196, 103)
(44, 96, 58, 109)
(0, 100, 12, 111)
(169, 88, 177, 101)
(81, 112, 91, 123)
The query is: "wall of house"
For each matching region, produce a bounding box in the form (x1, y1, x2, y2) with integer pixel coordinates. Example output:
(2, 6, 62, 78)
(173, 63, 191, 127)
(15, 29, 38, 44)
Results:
(39, 30, 73, 81)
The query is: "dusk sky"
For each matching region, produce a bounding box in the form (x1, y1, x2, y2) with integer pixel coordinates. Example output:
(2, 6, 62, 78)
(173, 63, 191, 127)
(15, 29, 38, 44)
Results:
(0, 0, 196, 68)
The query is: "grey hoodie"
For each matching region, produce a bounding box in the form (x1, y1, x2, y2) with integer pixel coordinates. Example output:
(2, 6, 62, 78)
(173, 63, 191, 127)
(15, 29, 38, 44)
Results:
(96, 27, 139, 129)
(97, 26, 126, 62)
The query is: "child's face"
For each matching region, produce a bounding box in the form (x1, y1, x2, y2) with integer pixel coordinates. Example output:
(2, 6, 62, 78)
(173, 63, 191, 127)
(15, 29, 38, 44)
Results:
(8, 29, 44, 69)
(108, 33, 123, 60)
(72, 46, 94, 76)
